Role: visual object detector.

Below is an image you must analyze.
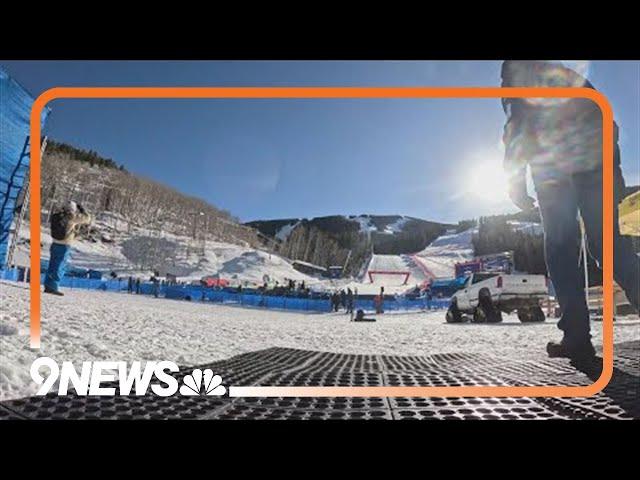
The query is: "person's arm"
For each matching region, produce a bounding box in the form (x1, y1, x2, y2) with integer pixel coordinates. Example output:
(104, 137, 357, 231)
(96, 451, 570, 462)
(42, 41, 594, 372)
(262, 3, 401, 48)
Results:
(501, 62, 536, 211)
(503, 120, 536, 211)
(72, 204, 93, 227)
(502, 61, 596, 211)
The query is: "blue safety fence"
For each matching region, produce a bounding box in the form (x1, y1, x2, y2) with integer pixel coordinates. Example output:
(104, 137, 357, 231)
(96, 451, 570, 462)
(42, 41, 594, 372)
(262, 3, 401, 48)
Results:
(0, 68, 50, 267)
(0, 268, 20, 281)
(1, 266, 450, 313)
(52, 276, 168, 295)
(164, 285, 333, 312)
(1, 265, 166, 295)
(164, 285, 450, 313)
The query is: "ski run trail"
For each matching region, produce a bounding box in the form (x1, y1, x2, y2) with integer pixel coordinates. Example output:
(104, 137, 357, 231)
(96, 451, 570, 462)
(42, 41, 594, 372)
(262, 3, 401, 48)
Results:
(14, 221, 478, 295)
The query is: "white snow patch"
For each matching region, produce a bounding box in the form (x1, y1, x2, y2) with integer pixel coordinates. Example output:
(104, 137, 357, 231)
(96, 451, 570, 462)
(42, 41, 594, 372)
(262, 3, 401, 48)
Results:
(347, 215, 410, 235)
(274, 221, 300, 242)
(350, 215, 377, 234)
(508, 221, 544, 236)
(382, 216, 410, 234)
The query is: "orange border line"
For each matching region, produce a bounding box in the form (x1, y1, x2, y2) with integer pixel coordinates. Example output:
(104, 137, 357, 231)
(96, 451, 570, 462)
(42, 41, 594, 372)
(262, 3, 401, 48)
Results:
(29, 87, 614, 397)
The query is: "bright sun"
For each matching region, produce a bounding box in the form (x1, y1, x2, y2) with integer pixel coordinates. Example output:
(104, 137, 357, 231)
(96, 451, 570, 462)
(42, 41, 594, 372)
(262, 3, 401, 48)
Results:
(467, 161, 510, 204)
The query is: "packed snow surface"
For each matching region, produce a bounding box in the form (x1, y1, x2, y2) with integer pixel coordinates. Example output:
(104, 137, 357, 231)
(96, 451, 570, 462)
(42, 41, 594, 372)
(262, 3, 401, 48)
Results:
(2, 281, 637, 401)
(412, 227, 477, 279)
(15, 222, 318, 286)
(362, 254, 428, 290)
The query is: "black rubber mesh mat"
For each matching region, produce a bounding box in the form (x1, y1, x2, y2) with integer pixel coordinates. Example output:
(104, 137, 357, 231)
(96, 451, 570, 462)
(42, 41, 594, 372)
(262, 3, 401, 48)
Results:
(2, 341, 638, 420)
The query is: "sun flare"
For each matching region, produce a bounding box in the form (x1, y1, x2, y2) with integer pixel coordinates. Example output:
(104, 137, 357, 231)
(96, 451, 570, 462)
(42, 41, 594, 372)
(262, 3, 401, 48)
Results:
(467, 161, 510, 204)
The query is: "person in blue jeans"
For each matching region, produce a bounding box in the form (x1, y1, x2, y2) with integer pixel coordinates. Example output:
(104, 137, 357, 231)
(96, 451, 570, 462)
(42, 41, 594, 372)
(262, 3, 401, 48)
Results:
(501, 60, 639, 362)
(44, 201, 92, 296)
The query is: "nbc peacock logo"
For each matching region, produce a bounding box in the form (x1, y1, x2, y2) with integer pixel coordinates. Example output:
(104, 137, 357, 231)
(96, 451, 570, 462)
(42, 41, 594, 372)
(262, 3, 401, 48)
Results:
(179, 369, 227, 396)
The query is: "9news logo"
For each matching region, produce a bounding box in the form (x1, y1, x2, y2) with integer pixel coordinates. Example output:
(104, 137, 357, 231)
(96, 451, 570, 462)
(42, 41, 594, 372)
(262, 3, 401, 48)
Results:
(30, 357, 227, 397)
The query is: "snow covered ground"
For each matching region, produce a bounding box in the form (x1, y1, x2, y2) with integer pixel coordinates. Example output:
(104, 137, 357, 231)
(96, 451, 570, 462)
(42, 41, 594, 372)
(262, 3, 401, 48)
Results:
(11, 220, 476, 297)
(8, 218, 544, 300)
(2, 280, 638, 402)
(412, 227, 477, 279)
(14, 221, 320, 287)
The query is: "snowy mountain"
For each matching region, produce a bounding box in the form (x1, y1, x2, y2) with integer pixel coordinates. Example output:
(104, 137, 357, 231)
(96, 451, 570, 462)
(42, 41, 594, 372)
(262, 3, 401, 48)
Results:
(246, 214, 451, 278)
(14, 140, 322, 286)
(248, 215, 450, 254)
(15, 217, 319, 287)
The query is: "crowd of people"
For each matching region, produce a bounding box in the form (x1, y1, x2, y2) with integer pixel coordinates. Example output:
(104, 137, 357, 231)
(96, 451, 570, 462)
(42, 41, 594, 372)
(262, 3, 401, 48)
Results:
(124, 275, 163, 297)
(252, 278, 314, 298)
(330, 287, 357, 314)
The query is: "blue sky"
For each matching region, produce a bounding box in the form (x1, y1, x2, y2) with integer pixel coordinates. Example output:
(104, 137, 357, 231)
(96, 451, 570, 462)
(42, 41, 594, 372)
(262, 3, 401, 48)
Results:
(1, 61, 638, 223)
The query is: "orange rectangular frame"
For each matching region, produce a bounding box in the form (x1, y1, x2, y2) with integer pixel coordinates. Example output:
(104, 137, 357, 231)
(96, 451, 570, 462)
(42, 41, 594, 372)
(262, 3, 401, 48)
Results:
(29, 87, 614, 398)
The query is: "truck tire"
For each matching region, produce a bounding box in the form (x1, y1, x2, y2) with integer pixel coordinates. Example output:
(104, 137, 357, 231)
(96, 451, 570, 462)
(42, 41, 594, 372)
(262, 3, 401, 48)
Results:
(473, 305, 488, 323)
(531, 306, 546, 322)
(476, 288, 502, 323)
(446, 298, 466, 323)
(490, 310, 503, 323)
(518, 308, 533, 322)
(473, 304, 503, 323)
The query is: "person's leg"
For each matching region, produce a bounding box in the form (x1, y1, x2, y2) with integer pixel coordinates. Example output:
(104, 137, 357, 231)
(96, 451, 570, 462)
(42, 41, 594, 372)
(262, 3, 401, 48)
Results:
(44, 243, 70, 292)
(59, 245, 71, 279)
(574, 164, 640, 312)
(531, 166, 591, 345)
(44, 244, 60, 291)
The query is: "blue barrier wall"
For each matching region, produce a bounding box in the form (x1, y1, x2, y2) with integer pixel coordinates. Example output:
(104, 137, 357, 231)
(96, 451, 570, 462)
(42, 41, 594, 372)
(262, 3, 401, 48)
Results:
(0, 268, 20, 281)
(0, 68, 49, 267)
(164, 285, 449, 313)
(2, 268, 450, 313)
(164, 286, 332, 312)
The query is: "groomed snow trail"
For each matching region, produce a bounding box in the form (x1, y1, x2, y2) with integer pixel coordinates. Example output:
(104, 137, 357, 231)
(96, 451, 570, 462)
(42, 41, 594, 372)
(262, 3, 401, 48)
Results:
(412, 228, 477, 279)
(365, 254, 428, 288)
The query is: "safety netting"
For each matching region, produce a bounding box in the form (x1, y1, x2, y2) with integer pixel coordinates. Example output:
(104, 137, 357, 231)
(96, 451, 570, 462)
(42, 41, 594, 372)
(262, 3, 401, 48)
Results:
(0, 67, 49, 268)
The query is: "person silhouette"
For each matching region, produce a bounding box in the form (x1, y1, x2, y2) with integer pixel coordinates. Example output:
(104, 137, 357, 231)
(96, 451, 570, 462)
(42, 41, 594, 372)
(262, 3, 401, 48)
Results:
(501, 60, 639, 361)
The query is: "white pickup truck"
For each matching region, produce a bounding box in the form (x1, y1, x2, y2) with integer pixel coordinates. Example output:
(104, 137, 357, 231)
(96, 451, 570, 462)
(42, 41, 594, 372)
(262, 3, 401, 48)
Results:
(445, 272, 548, 323)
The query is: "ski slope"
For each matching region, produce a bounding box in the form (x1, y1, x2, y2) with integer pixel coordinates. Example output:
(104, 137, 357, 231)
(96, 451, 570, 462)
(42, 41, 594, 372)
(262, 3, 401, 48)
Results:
(412, 227, 477, 279)
(354, 254, 429, 293)
(14, 222, 319, 287)
(334, 228, 479, 294)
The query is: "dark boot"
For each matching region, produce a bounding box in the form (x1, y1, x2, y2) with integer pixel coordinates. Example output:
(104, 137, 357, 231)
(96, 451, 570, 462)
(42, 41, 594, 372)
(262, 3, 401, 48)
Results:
(44, 286, 64, 296)
(547, 338, 596, 361)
